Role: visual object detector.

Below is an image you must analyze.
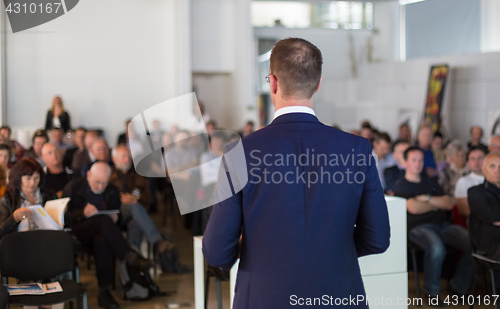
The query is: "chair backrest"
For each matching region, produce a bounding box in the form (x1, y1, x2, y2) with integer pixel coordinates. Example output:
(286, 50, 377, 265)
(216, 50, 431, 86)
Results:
(0, 230, 74, 281)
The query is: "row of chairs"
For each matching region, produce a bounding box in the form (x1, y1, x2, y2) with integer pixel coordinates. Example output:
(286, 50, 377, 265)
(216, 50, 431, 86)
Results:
(409, 240, 500, 309)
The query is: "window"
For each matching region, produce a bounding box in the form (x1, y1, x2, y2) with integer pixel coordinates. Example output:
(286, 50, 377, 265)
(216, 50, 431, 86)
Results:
(251, 1, 374, 30)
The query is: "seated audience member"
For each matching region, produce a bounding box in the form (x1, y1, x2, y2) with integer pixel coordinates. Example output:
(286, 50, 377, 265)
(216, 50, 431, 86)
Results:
(0, 144, 12, 174)
(40, 143, 73, 197)
(489, 135, 500, 153)
(468, 152, 500, 289)
(45, 96, 71, 132)
(197, 131, 226, 233)
(117, 119, 132, 146)
(432, 132, 447, 173)
(72, 130, 99, 174)
(372, 132, 396, 190)
(164, 131, 198, 174)
(126, 125, 145, 158)
(438, 140, 470, 196)
(0, 125, 25, 161)
(50, 127, 72, 151)
(416, 125, 438, 177)
(63, 127, 87, 169)
(0, 158, 58, 238)
(454, 147, 486, 218)
(62, 162, 152, 309)
(149, 120, 163, 144)
(384, 140, 410, 193)
(205, 120, 217, 138)
(467, 125, 488, 154)
(239, 121, 254, 138)
(81, 137, 112, 176)
(468, 152, 500, 259)
(398, 123, 412, 143)
(360, 121, 373, 141)
(393, 147, 474, 302)
(109, 145, 170, 256)
(24, 130, 49, 168)
(0, 145, 9, 197)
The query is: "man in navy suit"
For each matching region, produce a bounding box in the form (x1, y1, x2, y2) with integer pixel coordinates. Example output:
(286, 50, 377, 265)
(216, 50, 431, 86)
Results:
(203, 38, 390, 309)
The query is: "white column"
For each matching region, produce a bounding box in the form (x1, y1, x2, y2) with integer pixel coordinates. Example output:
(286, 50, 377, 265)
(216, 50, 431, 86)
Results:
(231, 0, 257, 130)
(480, 0, 500, 53)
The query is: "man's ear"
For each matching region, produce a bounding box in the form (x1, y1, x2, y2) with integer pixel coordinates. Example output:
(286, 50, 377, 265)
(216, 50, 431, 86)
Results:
(271, 75, 278, 95)
(314, 77, 322, 93)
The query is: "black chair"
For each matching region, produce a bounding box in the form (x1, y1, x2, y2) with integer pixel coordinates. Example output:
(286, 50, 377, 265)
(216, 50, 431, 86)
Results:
(469, 251, 500, 309)
(0, 284, 8, 309)
(408, 239, 459, 307)
(0, 230, 88, 309)
(205, 265, 229, 309)
(408, 241, 423, 307)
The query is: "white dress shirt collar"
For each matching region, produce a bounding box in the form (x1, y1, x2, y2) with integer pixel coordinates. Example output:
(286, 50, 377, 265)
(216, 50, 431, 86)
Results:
(273, 106, 315, 120)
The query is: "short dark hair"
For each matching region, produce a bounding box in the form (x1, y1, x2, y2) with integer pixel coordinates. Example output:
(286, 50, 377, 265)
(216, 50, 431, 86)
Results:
(433, 131, 443, 139)
(403, 146, 424, 161)
(32, 129, 48, 144)
(270, 38, 323, 100)
(246, 121, 254, 127)
(467, 146, 487, 159)
(0, 143, 12, 161)
(375, 132, 391, 144)
(0, 126, 11, 135)
(391, 139, 410, 153)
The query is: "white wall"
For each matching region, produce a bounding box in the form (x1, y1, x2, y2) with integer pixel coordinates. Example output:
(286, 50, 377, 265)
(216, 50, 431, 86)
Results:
(5, 0, 192, 147)
(191, 0, 257, 131)
(405, 0, 481, 59)
(315, 51, 500, 145)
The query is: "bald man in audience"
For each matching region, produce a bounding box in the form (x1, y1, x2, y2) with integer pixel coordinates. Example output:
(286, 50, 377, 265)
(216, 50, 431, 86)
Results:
(40, 143, 73, 197)
(467, 126, 488, 154)
(72, 130, 100, 175)
(109, 145, 170, 257)
(469, 152, 500, 255)
(62, 162, 152, 309)
(490, 135, 500, 154)
(468, 152, 500, 289)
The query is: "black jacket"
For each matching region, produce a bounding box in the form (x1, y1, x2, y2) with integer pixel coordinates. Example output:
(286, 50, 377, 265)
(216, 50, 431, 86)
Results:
(61, 177, 121, 226)
(468, 180, 500, 259)
(45, 110, 71, 132)
(0, 189, 58, 239)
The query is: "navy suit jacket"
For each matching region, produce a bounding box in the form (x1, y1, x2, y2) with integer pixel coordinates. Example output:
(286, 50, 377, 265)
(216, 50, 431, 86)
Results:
(203, 113, 390, 309)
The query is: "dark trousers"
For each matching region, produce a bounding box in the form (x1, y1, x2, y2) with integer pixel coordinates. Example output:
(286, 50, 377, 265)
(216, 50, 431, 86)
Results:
(72, 215, 130, 288)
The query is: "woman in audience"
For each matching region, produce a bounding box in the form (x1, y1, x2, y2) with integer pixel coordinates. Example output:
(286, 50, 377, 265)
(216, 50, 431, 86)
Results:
(0, 157, 57, 239)
(439, 140, 470, 228)
(439, 140, 469, 196)
(45, 95, 71, 132)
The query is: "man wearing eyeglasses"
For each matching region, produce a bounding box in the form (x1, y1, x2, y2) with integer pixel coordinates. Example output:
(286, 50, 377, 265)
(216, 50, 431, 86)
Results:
(203, 38, 390, 309)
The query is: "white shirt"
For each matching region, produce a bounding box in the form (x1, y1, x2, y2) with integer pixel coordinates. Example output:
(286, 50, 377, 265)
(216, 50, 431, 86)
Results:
(273, 106, 315, 120)
(454, 173, 485, 199)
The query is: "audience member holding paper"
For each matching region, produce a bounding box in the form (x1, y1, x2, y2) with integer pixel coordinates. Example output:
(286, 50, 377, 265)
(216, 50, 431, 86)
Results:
(0, 158, 58, 239)
(62, 162, 153, 309)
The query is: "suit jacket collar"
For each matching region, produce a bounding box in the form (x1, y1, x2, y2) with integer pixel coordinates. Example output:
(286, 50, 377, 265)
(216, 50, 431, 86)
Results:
(269, 112, 321, 126)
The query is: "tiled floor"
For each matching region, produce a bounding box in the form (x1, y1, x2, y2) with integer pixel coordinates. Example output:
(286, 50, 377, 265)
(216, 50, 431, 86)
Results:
(9, 205, 499, 308)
